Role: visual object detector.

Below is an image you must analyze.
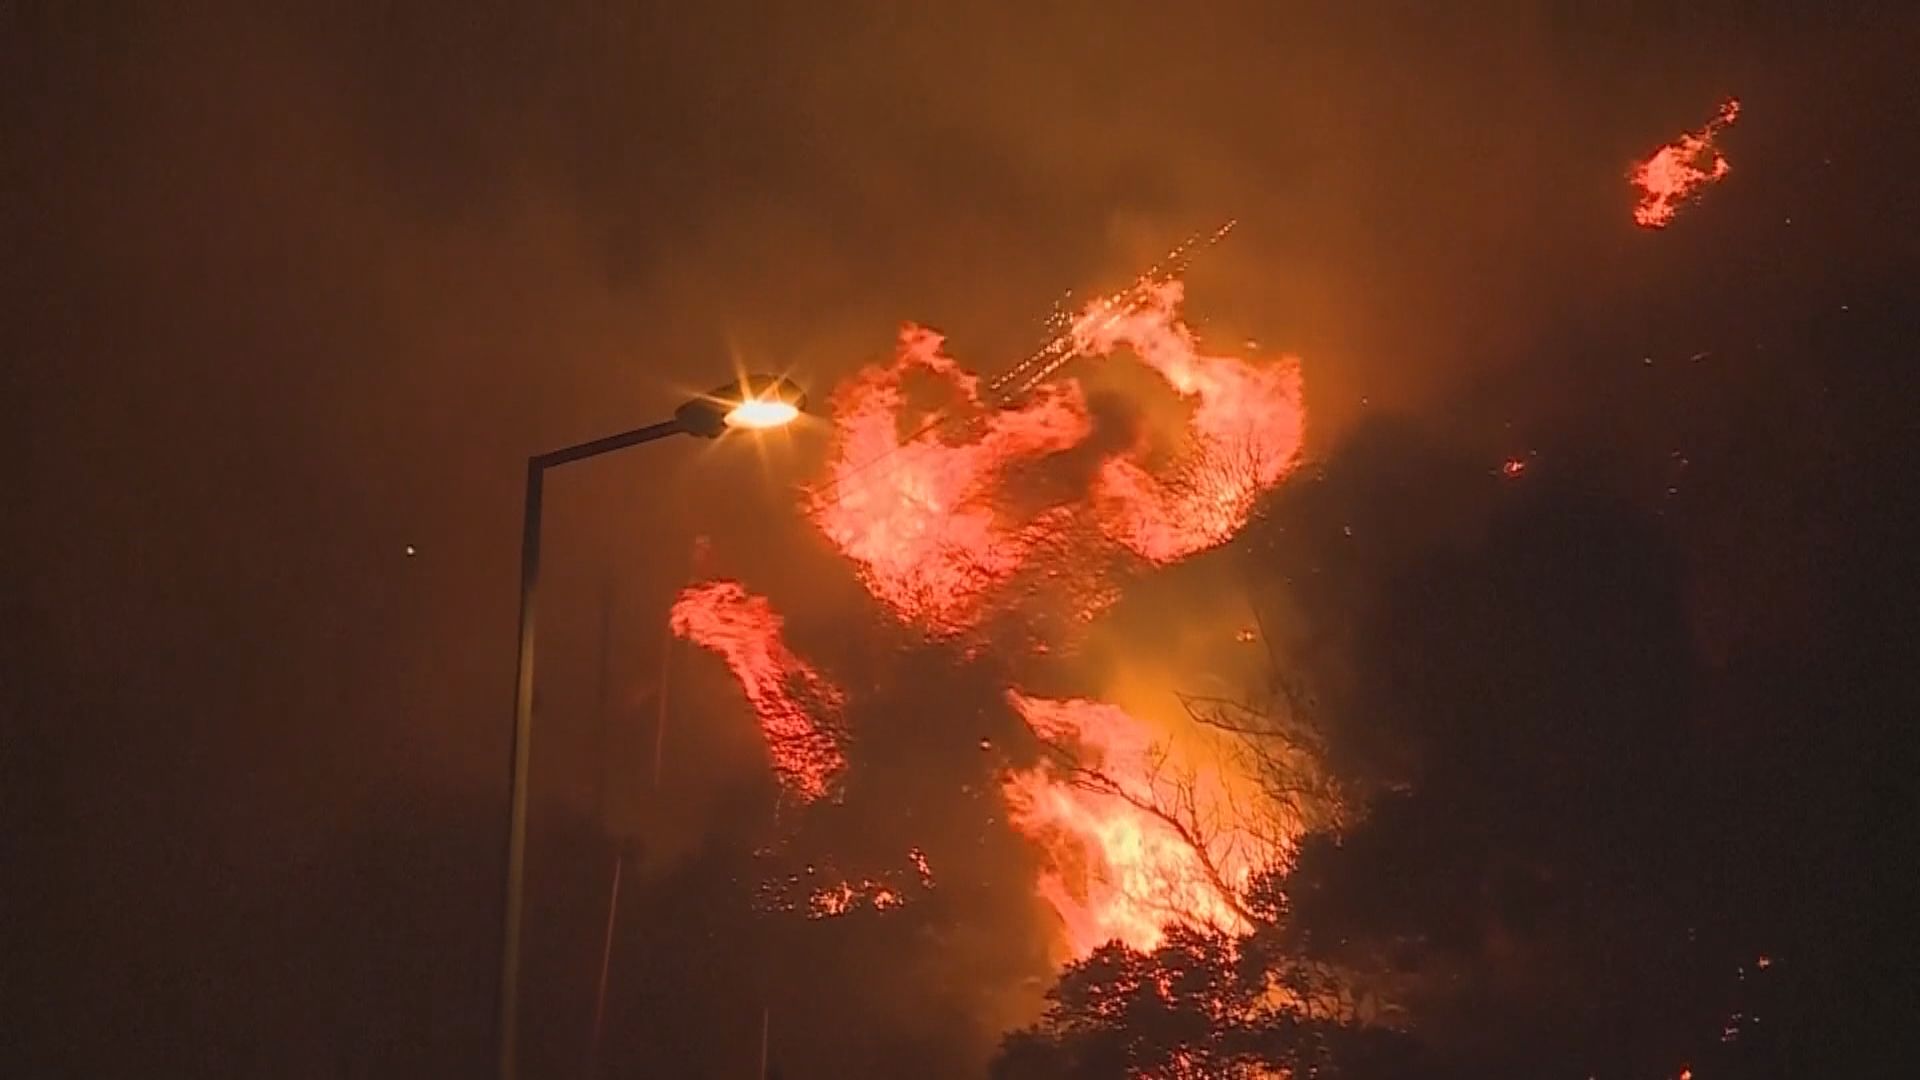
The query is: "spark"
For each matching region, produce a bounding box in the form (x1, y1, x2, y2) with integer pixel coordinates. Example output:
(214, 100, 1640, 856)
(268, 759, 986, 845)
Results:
(1501, 457, 1528, 479)
(1630, 98, 1740, 229)
(669, 580, 847, 802)
(805, 879, 910, 918)
(988, 220, 1238, 402)
(782, 850, 938, 919)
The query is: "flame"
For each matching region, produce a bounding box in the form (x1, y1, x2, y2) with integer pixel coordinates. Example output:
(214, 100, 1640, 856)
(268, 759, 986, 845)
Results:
(669, 580, 847, 802)
(807, 271, 1306, 636)
(1630, 98, 1740, 229)
(807, 326, 1092, 636)
(1001, 692, 1291, 957)
(1072, 280, 1306, 563)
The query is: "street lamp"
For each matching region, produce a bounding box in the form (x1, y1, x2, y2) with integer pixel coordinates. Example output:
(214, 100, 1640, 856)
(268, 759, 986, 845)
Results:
(497, 374, 805, 1080)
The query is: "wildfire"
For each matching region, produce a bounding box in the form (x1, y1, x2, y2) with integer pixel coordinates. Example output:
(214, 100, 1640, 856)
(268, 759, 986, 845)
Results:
(1072, 280, 1306, 563)
(669, 580, 847, 802)
(1630, 98, 1740, 228)
(807, 326, 1092, 636)
(777, 259, 1320, 962)
(1001, 692, 1290, 957)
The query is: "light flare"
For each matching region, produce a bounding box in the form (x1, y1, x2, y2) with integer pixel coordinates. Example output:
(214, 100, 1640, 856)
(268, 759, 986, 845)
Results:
(669, 580, 847, 802)
(725, 398, 800, 430)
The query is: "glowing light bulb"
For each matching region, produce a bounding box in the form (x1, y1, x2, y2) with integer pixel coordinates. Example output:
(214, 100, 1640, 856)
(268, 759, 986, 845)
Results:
(724, 398, 801, 430)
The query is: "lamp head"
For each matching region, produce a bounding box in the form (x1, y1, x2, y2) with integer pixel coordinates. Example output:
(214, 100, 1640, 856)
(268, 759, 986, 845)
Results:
(675, 375, 807, 438)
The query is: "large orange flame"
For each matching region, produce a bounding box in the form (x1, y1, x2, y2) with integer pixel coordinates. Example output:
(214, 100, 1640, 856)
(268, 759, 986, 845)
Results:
(809, 279, 1306, 634)
(1001, 692, 1289, 957)
(1630, 98, 1740, 229)
(807, 326, 1092, 636)
(1073, 280, 1306, 564)
(669, 580, 847, 802)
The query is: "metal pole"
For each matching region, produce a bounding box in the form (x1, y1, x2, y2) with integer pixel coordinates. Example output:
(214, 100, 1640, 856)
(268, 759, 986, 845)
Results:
(498, 418, 686, 1080)
(586, 851, 624, 1078)
(499, 457, 544, 1080)
(652, 630, 672, 792)
(758, 1004, 769, 1078)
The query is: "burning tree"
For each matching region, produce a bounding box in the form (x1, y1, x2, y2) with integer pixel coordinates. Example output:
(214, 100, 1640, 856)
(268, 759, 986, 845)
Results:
(991, 638, 1405, 1079)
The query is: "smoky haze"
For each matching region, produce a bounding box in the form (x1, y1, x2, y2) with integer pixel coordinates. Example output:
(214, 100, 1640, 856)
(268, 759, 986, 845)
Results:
(6, 2, 1916, 1077)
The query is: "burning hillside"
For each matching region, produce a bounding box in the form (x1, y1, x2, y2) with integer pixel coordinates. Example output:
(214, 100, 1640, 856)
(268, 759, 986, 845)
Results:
(669, 580, 847, 803)
(675, 268, 1324, 971)
(807, 272, 1305, 641)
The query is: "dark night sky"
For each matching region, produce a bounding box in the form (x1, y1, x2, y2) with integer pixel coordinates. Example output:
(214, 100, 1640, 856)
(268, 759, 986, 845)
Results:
(5, 3, 1917, 1077)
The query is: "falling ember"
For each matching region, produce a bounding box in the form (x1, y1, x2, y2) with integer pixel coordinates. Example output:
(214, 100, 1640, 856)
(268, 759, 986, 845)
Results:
(988, 220, 1239, 402)
(807, 879, 908, 918)
(757, 849, 937, 919)
(1073, 280, 1306, 563)
(669, 580, 847, 801)
(807, 326, 1091, 636)
(1001, 692, 1290, 957)
(1630, 98, 1740, 228)
(1500, 457, 1528, 479)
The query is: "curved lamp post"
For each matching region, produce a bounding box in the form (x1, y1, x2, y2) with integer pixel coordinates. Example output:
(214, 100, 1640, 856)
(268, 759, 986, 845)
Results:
(498, 375, 805, 1080)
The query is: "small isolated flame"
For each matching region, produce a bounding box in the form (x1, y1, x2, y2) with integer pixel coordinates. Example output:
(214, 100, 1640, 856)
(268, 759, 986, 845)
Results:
(1073, 280, 1306, 563)
(808, 879, 907, 918)
(669, 580, 847, 801)
(908, 846, 935, 887)
(1501, 457, 1528, 479)
(1001, 692, 1287, 957)
(1631, 98, 1740, 229)
(807, 327, 1092, 636)
(758, 849, 937, 919)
